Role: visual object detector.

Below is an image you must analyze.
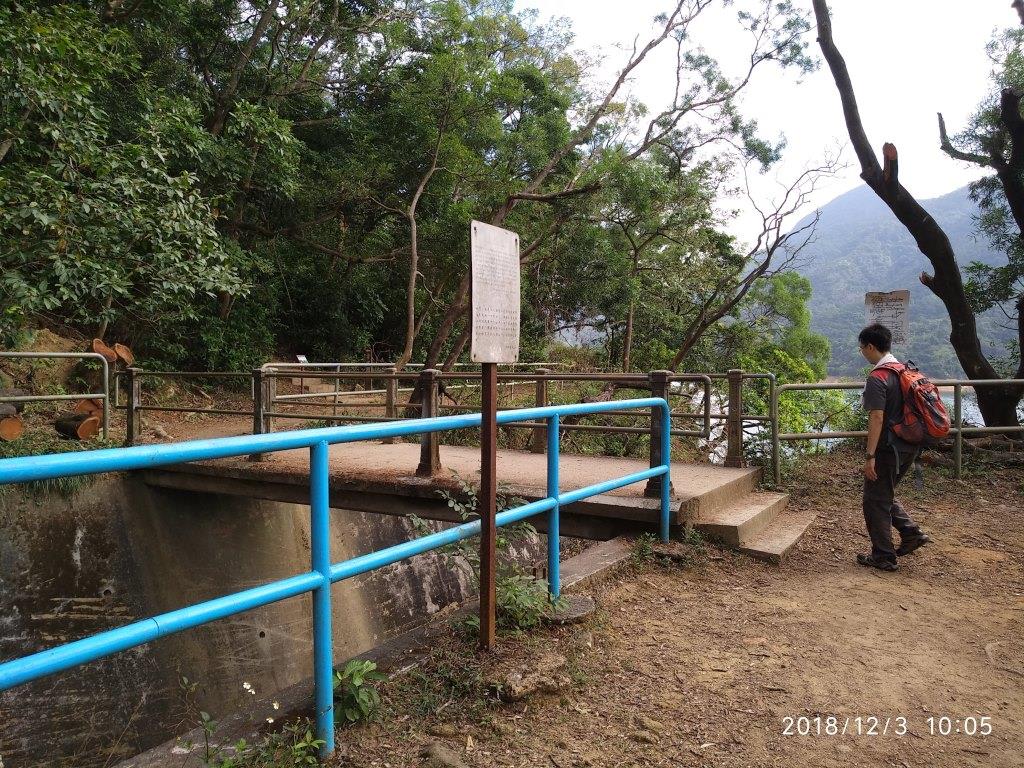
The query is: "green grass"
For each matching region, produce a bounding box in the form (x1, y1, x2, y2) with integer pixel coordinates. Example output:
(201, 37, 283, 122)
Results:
(0, 429, 117, 498)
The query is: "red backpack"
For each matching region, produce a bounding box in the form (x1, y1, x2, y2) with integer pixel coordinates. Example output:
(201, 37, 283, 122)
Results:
(871, 361, 951, 444)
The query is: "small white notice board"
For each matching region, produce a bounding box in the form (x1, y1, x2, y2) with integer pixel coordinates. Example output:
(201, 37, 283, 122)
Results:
(471, 221, 520, 363)
(864, 290, 910, 345)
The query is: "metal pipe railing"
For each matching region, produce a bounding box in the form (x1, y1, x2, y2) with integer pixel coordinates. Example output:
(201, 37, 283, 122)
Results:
(0, 352, 110, 439)
(0, 398, 671, 757)
(771, 378, 1024, 484)
(117, 365, 753, 466)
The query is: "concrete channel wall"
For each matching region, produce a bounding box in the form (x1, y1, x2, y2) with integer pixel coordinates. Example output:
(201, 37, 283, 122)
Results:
(0, 477, 541, 766)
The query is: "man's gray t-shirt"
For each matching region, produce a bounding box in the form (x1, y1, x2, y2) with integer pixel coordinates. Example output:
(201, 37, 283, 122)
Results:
(864, 367, 915, 454)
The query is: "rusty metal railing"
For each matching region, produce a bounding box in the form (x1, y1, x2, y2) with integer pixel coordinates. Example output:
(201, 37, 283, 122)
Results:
(771, 378, 1024, 484)
(0, 351, 111, 439)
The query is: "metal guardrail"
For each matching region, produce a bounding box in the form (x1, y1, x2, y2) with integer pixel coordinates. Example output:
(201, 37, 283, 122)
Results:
(116, 362, 1024, 487)
(771, 378, 1024, 484)
(0, 352, 110, 439)
(118, 366, 720, 468)
(0, 398, 672, 756)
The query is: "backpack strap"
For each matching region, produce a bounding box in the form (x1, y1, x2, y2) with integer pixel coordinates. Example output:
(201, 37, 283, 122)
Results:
(869, 362, 904, 384)
(868, 363, 906, 438)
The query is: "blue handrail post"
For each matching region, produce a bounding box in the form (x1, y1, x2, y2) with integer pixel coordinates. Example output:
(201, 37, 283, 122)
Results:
(546, 414, 560, 599)
(660, 402, 671, 543)
(309, 441, 335, 755)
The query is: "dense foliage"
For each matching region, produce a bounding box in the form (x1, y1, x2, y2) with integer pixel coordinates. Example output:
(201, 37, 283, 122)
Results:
(1, 0, 831, 384)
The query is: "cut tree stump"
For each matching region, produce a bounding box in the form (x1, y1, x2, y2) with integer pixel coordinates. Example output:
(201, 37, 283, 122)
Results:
(55, 412, 100, 440)
(91, 338, 117, 363)
(113, 343, 135, 366)
(74, 398, 104, 416)
(0, 414, 24, 441)
(0, 403, 23, 438)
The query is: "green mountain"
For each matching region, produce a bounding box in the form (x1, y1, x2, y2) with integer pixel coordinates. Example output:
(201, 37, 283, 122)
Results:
(794, 184, 1015, 377)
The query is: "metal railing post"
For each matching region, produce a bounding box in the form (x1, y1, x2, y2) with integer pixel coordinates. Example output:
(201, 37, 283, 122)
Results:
(701, 376, 712, 440)
(531, 369, 549, 453)
(725, 369, 746, 468)
(249, 368, 266, 461)
(416, 368, 441, 477)
(333, 364, 340, 419)
(309, 441, 335, 755)
(124, 367, 142, 446)
(769, 375, 780, 486)
(954, 383, 963, 480)
(645, 370, 674, 497)
(383, 367, 398, 445)
(263, 371, 277, 436)
(546, 414, 560, 599)
(98, 355, 110, 440)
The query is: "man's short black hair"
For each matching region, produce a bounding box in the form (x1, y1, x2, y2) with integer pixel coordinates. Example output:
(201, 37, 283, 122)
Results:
(859, 323, 892, 353)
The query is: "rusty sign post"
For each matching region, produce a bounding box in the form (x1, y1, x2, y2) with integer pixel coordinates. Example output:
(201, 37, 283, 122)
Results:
(470, 220, 521, 651)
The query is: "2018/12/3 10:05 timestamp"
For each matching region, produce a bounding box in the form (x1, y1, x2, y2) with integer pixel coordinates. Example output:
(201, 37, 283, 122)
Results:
(781, 716, 994, 736)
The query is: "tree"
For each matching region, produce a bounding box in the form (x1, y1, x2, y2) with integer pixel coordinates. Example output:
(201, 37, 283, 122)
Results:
(811, 0, 1022, 427)
(0, 3, 243, 344)
(417, 0, 817, 371)
(938, 22, 1024, 381)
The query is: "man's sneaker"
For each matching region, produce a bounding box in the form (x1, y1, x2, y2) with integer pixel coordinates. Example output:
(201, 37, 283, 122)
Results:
(896, 533, 932, 557)
(857, 553, 898, 572)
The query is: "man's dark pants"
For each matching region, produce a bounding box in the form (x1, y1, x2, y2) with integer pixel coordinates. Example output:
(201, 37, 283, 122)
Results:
(863, 447, 922, 564)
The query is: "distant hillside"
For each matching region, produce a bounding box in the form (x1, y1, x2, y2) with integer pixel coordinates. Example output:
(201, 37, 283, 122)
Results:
(794, 185, 1014, 377)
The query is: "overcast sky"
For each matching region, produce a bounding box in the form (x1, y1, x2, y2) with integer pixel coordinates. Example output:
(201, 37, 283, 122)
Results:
(514, 0, 1014, 241)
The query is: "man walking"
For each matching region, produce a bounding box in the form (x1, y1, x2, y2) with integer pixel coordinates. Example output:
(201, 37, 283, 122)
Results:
(857, 323, 931, 571)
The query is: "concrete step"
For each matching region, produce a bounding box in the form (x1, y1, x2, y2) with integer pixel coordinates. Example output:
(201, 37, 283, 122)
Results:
(692, 491, 789, 547)
(737, 507, 817, 564)
(676, 464, 762, 519)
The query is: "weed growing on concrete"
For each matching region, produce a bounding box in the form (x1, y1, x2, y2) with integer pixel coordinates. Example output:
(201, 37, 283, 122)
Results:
(680, 526, 705, 551)
(395, 638, 487, 719)
(631, 533, 658, 564)
(411, 474, 565, 633)
(175, 677, 323, 767)
(333, 659, 385, 724)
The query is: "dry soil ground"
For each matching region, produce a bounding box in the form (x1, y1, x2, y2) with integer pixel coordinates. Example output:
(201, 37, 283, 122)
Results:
(325, 448, 1023, 768)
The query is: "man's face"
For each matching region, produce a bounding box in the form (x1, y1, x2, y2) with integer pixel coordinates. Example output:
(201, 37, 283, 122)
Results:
(859, 341, 880, 365)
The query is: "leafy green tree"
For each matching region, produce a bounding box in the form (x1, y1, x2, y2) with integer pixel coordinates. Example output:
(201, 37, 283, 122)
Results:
(0, 3, 243, 343)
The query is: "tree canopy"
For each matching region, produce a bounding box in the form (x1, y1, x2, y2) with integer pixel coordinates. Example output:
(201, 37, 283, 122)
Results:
(1, 0, 830, 384)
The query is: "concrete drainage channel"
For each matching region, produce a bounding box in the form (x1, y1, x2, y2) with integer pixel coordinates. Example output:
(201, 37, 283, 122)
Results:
(116, 538, 634, 768)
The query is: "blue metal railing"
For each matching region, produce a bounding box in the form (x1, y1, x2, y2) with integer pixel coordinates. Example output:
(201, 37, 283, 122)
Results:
(0, 398, 671, 756)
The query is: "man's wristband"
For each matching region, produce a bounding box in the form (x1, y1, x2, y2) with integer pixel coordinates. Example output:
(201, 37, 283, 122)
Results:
(866, 453, 875, 459)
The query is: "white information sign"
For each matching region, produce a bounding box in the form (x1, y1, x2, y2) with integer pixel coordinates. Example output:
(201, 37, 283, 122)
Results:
(864, 290, 910, 345)
(471, 221, 521, 363)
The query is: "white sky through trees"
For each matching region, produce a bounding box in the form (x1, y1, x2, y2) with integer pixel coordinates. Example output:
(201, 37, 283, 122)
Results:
(515, 0, 1012, 242)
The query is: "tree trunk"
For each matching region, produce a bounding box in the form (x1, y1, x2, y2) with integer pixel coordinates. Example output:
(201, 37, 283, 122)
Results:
(92, 338, 118, 363)
(113, 342, 135, 366)
(621, 298, 635, 372)
(812, 0, 1022, 426)
(54, 412, 100, 440)
(442, 323, 471, 371)
(74, 398, 104, 416)
(395, 212, 420, 371)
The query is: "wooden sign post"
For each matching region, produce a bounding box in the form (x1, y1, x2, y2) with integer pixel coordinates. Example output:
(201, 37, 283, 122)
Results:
(470, 220, 520, 651)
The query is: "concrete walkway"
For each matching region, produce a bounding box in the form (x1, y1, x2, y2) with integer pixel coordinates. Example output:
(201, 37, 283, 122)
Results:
(255, 440, 756, 511)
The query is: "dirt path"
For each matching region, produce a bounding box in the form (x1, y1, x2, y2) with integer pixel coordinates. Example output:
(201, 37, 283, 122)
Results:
(336, 449, 1023, 767)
